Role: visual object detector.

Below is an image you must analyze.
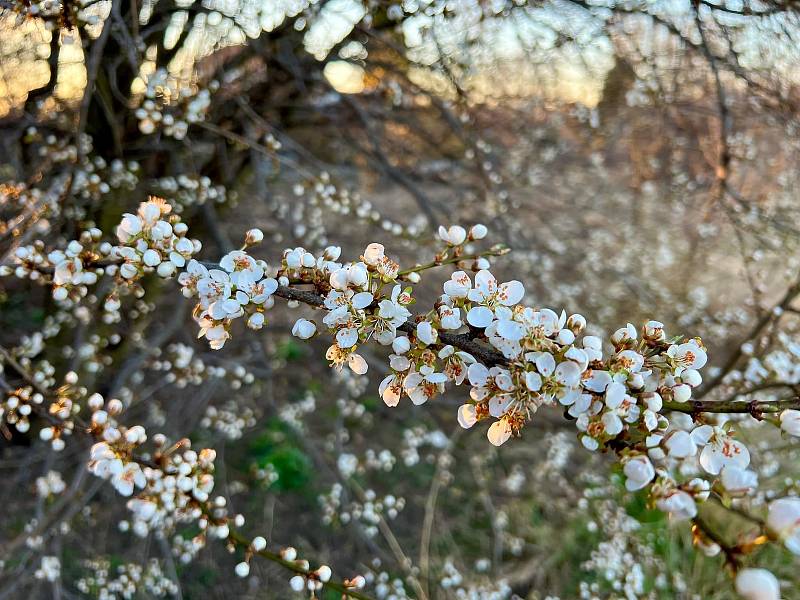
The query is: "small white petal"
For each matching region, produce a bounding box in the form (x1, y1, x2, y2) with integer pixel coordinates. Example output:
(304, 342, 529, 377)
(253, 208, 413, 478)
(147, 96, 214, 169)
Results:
(487, 420, 512, 446)
(467, 306, 494, 328)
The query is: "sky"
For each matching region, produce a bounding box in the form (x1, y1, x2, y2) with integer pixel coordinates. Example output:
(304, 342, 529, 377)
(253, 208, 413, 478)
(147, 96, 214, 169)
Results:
(2, 0, 799, 117)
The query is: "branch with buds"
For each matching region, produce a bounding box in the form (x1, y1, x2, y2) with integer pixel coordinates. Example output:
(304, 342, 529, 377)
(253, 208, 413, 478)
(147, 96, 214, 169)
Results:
(0, 340, 376, 600)
(4, 197, 800, 599)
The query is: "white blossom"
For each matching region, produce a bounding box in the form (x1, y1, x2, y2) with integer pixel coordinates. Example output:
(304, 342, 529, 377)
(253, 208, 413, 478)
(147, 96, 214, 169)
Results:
(693, 425, 750, 475)
(656, 490, 697, 520)
(292, 318, 317, 339)
(438, 225, 467, 246)
(487, 419, 512, 446)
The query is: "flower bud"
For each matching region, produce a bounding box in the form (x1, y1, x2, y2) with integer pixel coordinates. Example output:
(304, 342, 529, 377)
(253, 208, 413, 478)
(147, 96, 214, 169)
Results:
(363, 243, 385, 266)
(281, 547, 297, 561)
(291, 318, 316, 339)
(566, 313, 586, 333)
(252, 536, 267, 552)
(469, 224, 488, 240)
(779, 409, 800, 436)
(245, 228, 264, 245)
(672, 384, 692, 403)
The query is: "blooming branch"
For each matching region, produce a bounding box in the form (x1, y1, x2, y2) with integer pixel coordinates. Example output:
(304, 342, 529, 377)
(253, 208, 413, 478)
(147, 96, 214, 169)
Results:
(5, 196, 800, 599)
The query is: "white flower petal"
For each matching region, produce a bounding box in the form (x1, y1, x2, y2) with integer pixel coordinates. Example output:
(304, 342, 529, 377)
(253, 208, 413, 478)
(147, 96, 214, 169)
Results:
(487, 420, 512, 446)
(467, 306, 494, 328)
(498, 280, 524, 306)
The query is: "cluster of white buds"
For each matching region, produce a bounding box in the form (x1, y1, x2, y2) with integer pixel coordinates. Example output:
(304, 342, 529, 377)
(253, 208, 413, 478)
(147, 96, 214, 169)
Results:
(35, 470, 66, 497)
(113, 197, 200, 281)
(25, 128, 83, 164)
(438, 223, 487, 246)
(264, 133, 282, 151)
(86, 392, 148, 497)
(75, 558, 179, 598)
(170, 533, 207, 565)
(12, 131, 138, 219)
(5, 231, 103, 302)
(150, 174, 233, 213)
(297, 173, 424, 245)
(289, 563, 333, 592)
(124, 443, 221, 540)
(233, 535, 268, 577)
(1, 385, 43, 433)
(70, 156, 140, 202)
(135, 68, 216, 139)
(34, 556, 61, 582)
(251, 547, 340, 595)
(200, 402, 257, 440)
(34, 370, 88, 450)
(0, 197, 199, 308)
(318, 482, 405, 534)
(146, 343, 254, 389)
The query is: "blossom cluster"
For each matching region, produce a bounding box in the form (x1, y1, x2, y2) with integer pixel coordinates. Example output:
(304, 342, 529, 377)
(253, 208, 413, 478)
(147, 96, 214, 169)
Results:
(147, 342, 255, 389)
(135, 68, 216, 140)
(177, 224, 778, 533)
(2, 197, 199, 307)
(20, 129, 140, 208)
(80, 390, 226, 535)
(149, 174, 233, 213)
(319, 482, 406, 536)
(233, 538, 366, 596)
(178, 251, 279, 349)
(290, 173, 426, 247)
(4, 192, 800, 599)
(76, 558, 179, 599)
(1, 385, 43, 434)
(171, 212, 800, 597)
(112, 197, 200, 281)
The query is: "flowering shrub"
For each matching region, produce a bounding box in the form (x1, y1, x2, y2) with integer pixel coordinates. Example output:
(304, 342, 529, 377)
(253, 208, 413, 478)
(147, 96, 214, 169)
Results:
(1, 192, 799, 598)
(4, 0, 800, 598)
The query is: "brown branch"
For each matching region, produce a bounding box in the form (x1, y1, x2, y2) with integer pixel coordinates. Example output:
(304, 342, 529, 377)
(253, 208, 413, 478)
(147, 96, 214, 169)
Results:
(663, 396, 800, 416)
(269, 280, 800, 414)
(269, 283, 507, 366)
(227, 530, 375, 600)
(694, 7, 731, 195)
